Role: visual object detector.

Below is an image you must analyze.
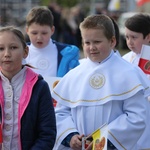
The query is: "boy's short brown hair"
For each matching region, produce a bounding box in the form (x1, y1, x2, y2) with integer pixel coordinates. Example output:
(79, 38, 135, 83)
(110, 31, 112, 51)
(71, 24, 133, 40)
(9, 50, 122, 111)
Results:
(26, 6, 54, 27)
(79, 14, 115, 40)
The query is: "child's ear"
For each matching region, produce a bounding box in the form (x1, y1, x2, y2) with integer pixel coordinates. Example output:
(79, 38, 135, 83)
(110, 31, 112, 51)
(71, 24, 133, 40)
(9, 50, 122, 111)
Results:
(51, 26, 55, 35)
(146, 33, 150, 43)
(148, 33, 150, 43)
(111, 36, 116, 48)
(23, 46, 29, 59)
(26, 26, 29, 35)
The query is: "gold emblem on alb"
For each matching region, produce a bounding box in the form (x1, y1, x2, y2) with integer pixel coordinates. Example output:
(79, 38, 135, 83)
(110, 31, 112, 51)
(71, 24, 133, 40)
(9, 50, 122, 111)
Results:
(89, 73, 105, 89)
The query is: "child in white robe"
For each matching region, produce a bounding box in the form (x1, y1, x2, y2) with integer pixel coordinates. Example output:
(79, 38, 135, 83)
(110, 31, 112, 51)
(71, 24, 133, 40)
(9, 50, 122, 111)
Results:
(122, 12, 150, 149)
(52, 14, 150, 150)
(122, 13, 150, 78)
(25, 6, 79, 78)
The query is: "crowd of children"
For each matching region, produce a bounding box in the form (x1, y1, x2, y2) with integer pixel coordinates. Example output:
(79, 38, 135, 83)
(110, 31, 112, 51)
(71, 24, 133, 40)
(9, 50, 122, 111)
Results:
(0, 5, 150, 150)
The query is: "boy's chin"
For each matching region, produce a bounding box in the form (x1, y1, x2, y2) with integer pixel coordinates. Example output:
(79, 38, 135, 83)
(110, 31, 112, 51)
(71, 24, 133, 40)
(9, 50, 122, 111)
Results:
(90, 58, 101, 63)
(35, 43, 45, 49)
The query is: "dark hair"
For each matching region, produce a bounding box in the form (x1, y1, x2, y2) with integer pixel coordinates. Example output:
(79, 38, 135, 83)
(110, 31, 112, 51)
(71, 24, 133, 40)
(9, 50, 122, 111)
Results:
(125, 13, 150, 38)
(26, 6, 54, 27)
(79, 14, 115, 40)
(110, 17, 120, 48)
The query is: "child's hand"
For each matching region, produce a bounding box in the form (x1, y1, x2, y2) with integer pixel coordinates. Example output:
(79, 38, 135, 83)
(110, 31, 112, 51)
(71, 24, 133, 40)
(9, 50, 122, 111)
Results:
(70, 134, 84, 150)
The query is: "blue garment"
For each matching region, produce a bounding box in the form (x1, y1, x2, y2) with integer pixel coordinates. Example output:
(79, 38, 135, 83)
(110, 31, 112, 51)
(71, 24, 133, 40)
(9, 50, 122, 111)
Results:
(20, 74, 56, 150)
(53, 41, 80, 77)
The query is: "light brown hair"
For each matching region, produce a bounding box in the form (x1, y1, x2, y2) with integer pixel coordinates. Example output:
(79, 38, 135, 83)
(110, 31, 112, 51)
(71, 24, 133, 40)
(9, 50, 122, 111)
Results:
(79, 14, 115, 40)
(26, 6, 54, 27)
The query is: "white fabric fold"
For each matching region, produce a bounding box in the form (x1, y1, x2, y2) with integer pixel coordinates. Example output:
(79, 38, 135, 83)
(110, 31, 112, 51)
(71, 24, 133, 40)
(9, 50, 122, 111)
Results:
(52, 52, 150, 150)
(52, 53, 150, 108)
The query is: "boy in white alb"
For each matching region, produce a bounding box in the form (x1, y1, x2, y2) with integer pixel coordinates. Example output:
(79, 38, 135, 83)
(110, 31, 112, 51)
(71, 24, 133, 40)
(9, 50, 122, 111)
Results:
(122, 12, 150, 149)
(122, 13, 150, 74)
(52, 14, 150, 150)
(25, 6, 80, 78)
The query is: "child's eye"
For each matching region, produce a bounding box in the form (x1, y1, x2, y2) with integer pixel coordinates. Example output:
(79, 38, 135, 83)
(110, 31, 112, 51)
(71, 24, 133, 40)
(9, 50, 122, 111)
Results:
(10, 46, 17, 50)
(42, 32, 47, 35)
(125, 36, 129, 39)
(0, 47, 4, 51)
(32, 32, 37, 35)
(85, 42, 90, 45)
(132, 36, 137, 39)
(95, 41, 100, 44)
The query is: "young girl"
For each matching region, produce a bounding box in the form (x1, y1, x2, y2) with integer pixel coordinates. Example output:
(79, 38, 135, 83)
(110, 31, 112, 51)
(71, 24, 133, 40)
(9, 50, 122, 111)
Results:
(52, 14, 150, 150)
(0, 26, 56, 150)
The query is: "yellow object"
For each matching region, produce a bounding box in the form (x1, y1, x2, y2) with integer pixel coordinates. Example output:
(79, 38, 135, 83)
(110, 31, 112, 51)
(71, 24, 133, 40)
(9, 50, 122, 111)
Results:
(92, 128, 101, 150)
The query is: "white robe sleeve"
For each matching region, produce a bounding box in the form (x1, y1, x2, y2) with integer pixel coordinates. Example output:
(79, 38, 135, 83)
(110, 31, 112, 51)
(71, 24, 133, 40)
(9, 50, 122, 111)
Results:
(108, 91, 147, 150)
(54, 104, 79, 150)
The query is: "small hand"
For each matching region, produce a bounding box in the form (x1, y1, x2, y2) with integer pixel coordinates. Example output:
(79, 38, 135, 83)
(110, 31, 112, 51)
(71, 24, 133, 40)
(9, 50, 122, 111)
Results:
(70, 134, 84, 150)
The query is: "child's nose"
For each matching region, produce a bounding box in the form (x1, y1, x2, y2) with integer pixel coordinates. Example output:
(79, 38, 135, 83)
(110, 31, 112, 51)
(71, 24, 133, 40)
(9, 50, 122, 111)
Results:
(90, 44, 96, 50)
(4, 49, 11, 57)
(37, 34, 42, 40)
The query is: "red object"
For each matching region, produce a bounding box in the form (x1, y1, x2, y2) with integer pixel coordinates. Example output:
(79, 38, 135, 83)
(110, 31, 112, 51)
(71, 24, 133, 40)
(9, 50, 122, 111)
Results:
(138, 45, 150, 74)
(85, 143, 89, 148)
(139, 58, 150, 74)
(137, 0, 150, 6)
(52, 99, 57, 107)
(0, 124, 2, 143)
